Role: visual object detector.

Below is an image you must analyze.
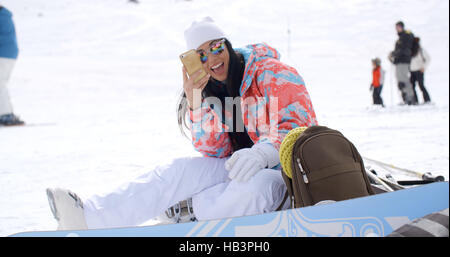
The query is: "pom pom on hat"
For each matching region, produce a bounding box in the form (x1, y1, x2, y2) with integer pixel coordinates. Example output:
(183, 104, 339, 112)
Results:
(184, 17, 226, 50)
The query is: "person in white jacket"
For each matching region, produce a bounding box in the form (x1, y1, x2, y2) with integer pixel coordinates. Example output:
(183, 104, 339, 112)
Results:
(410, 37, 431, 103)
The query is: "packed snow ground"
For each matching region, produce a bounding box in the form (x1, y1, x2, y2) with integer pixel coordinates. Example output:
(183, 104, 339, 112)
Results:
(0, 0, 448, 236)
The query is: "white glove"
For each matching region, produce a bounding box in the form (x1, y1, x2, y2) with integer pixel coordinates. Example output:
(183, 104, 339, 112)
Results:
(225, 143, 279, 182)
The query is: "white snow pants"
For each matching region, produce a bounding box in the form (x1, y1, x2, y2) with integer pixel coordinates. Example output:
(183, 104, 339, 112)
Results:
(83, 156, 288, 229)
(0, 57, 15, 116)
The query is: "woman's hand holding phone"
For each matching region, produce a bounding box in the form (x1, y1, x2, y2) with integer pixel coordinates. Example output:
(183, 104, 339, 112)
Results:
(182, 66, 210, 110)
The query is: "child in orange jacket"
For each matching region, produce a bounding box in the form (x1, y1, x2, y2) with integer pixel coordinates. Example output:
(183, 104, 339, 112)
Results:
(370, 58, 385, 107)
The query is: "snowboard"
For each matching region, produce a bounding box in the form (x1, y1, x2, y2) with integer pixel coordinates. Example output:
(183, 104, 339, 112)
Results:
(10, 181, 449, 237)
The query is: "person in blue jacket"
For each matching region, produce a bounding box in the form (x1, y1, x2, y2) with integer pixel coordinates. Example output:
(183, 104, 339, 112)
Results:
(0, 5, 24, 126)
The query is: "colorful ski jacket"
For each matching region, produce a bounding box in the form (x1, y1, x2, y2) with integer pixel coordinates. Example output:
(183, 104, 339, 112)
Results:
(188, 43, 318, 158)
(0, 7, 19, 59)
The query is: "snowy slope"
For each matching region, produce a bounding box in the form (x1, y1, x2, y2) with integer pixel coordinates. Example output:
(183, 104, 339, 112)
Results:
(0, 0, 448, 236)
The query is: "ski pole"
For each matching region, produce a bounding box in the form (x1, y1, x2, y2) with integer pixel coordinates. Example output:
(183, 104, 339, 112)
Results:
(365, 169, 395, 192)
(287, 16, 291, 60)
(363, 156, 445, 182)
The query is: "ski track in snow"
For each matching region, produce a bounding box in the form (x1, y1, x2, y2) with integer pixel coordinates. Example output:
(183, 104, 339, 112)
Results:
(0, 0, 448, 236)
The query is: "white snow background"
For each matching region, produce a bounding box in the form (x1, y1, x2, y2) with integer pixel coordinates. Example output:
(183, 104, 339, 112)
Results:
(0, 0, 448, 236)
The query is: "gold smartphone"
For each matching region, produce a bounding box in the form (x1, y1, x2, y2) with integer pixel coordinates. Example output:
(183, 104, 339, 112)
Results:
(180, 49, 207, 83)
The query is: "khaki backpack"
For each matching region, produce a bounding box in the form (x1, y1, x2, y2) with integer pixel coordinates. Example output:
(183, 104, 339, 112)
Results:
(280, 126, 375, 208)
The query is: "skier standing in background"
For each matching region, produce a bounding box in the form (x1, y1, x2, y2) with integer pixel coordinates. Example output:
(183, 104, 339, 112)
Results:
(0, 5, 24, 126)
(410, 37, 432, 104)
(389, 21, 417, 106)
(370, 57, 385, 107)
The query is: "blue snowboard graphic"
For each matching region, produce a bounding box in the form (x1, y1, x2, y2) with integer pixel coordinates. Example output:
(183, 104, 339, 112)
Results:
(10, 182, 449, 237)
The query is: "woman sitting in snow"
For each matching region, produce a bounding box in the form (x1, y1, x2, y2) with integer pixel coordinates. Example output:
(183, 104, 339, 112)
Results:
(47, 17, 317, 230)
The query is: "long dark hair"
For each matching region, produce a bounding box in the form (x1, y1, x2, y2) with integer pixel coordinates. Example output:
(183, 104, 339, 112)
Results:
(176, 39, 254, 152)
(411, 37, 421, 57)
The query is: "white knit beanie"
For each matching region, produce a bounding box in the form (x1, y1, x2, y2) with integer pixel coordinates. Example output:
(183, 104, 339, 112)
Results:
(184, 17, 226, 50)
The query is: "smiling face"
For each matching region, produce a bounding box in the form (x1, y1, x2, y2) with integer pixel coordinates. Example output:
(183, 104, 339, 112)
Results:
(197, 39, 230, 82)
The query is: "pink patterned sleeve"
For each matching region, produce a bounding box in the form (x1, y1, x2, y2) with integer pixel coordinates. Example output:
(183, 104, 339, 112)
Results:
(188, 105, 233, 158)
(251, 60, 318, 150)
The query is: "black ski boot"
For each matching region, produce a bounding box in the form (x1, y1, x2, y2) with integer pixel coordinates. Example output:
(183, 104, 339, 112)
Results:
(0, 113, 25, 126)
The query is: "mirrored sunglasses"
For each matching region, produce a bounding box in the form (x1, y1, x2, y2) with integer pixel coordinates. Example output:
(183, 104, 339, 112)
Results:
(196, 39, 226, 63)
